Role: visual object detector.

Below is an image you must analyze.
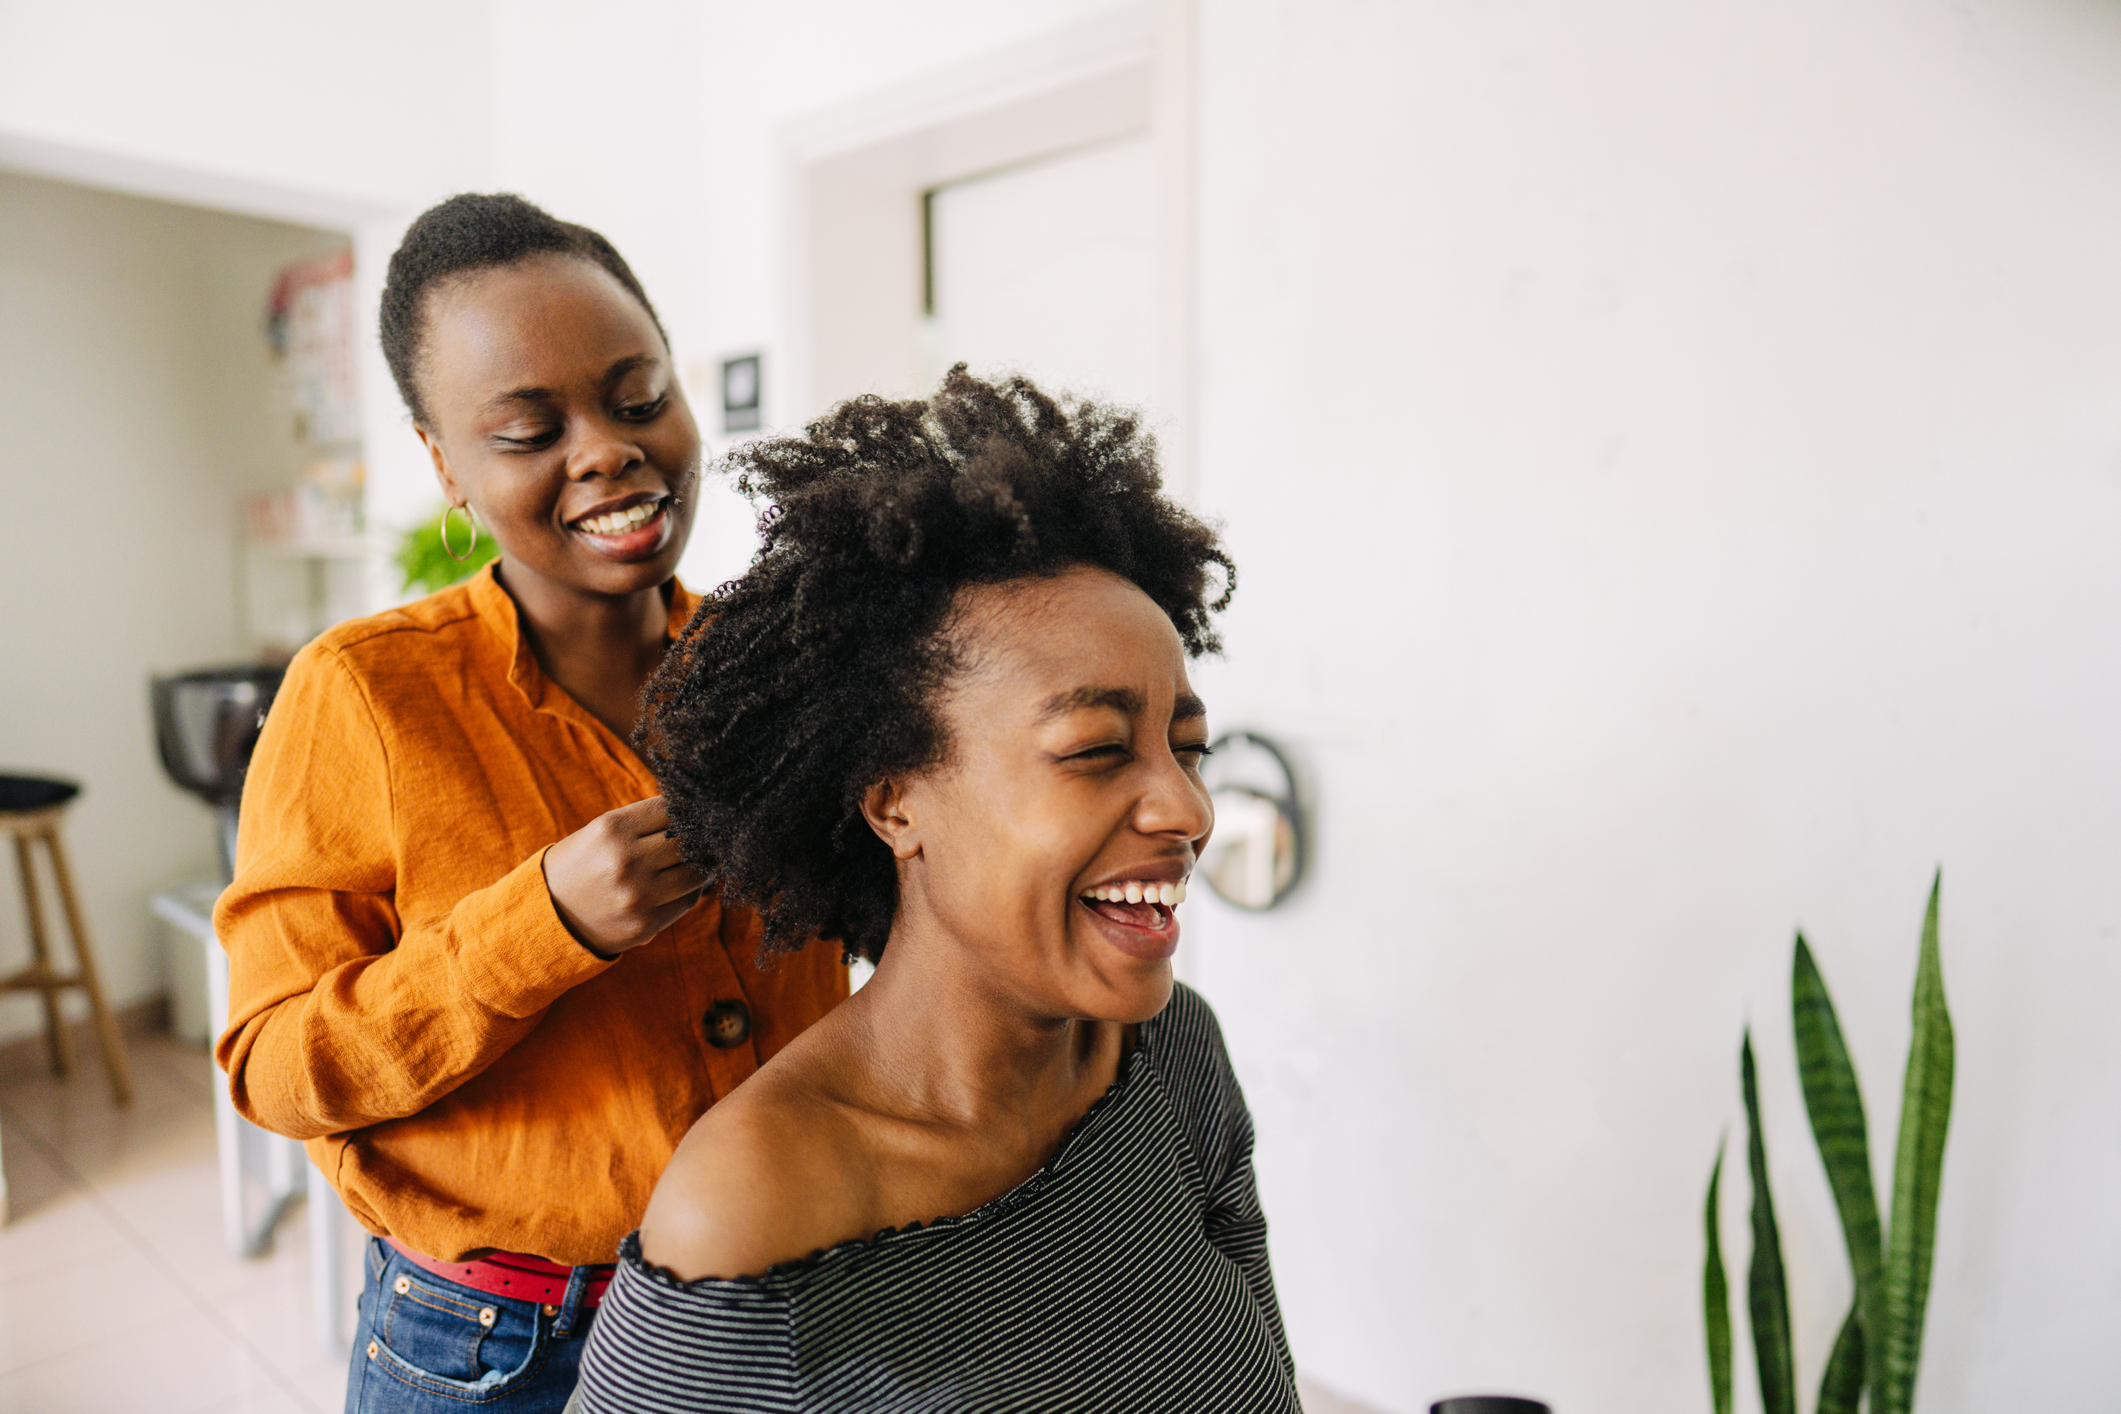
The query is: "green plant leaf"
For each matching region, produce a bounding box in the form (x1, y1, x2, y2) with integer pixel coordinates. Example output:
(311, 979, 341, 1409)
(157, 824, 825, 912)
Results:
(1704, 1138, 1733, 1414)
(1742, 1030, 1795, 1414)
(1816, 1304, 1865, 1414)
(396, 505, 498, 595)
(1793, 933, 1888, 1400)
(1881, 872, 1954, 1414)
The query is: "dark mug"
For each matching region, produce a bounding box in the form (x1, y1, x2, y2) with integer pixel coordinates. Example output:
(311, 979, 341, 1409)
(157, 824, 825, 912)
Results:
(1431, 1400, 1552, 1414)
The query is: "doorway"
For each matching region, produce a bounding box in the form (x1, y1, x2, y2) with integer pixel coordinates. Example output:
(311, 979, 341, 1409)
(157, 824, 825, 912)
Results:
(919, 135, 1157, 411)
(783, 1, 1194, 491)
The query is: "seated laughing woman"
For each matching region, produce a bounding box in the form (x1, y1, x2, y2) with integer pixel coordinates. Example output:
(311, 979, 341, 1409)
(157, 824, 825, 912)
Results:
(571, 368, 1298, 1414)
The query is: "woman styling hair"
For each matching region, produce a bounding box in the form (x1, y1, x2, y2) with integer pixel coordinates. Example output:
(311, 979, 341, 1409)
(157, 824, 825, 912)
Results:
(574, 367, 1297, 1413)
(213, 193, 846, 1414)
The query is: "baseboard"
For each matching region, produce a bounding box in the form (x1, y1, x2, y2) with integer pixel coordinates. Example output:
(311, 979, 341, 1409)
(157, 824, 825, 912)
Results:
(0, 991, 172, 1086)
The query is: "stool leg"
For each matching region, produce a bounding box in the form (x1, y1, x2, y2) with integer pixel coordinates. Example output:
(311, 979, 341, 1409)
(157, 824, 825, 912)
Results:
(12, 832, 73, 1079)
(42, 827, 132, 1106)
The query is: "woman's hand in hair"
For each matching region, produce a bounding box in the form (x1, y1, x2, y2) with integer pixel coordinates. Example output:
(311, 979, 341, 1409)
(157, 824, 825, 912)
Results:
(543, 796, 706, 957)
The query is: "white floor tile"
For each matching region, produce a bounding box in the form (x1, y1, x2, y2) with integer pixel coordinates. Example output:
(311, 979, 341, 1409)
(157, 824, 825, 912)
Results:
(1, 1085, 214, 1197)
(1298, 1373, 1396, 1414)
(285, 1352, 352, 1414)
(0, 1111, 78, 1216)
(0, 1302, 280, 1414)
(187, 1385, 318, 1414)
(2, 1033, 362, 1413)
(0, 1233, 199, 1374)
(0, 1135, 132, 1280)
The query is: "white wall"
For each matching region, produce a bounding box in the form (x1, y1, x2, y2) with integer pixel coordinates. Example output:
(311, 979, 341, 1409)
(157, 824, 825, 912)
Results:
(0, 0, 493, 215)
(0, 170, 347, 1044)
(1187, 0, 2121, 1410)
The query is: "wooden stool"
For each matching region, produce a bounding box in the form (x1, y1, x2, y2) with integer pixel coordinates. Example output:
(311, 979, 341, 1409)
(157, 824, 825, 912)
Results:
(0, 776, 133, 1106)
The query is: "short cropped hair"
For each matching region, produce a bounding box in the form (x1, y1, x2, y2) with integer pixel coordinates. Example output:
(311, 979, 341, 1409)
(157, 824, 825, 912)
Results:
(379, 192, 665, 427)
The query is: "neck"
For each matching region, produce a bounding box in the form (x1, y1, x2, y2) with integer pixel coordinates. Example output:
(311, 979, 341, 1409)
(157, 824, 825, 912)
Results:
(841, 917, 1112, 1132)
(494, 561, 671, 738)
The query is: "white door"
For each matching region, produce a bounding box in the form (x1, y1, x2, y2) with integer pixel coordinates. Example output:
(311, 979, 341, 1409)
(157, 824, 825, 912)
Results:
(920, 136, 1158, 415)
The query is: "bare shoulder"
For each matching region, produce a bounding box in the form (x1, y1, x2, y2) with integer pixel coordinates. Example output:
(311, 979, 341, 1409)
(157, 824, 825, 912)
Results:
(639, 1037, 874, 1281)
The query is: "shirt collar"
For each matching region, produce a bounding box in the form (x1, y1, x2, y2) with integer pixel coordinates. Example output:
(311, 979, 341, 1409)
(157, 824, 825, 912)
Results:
(468, 561, 700, 713)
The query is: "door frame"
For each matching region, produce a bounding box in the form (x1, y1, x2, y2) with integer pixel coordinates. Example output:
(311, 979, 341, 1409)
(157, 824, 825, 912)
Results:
(777, 0, 1199, 495)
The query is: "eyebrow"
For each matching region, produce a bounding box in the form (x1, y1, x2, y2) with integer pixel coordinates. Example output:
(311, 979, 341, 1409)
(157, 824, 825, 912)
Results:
(1036, 686, 1207, 724)
(481, 354, 657, 412)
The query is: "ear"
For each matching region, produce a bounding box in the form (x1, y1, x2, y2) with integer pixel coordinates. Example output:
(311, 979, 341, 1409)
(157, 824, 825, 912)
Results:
(859, 777, 922, 862)
(417, 425, 465, 507)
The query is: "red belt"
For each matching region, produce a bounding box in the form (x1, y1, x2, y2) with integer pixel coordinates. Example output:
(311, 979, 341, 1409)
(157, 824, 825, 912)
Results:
(388, 1240, 616, 1310)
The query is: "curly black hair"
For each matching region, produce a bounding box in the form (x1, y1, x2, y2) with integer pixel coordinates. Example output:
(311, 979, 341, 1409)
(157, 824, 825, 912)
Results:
(638, 366, 1235, 965)
(379, 192, 666, 427)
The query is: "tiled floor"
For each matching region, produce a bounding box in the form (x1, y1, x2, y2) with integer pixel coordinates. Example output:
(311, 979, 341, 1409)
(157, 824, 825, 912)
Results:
(0, 1031, 361, 1414)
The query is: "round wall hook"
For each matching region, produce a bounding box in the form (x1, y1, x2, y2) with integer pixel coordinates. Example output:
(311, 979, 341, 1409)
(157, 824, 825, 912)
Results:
(1198, 730, 1307, 911)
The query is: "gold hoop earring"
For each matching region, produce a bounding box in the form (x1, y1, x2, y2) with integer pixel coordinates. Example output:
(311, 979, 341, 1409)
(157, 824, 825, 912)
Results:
(441, 502, 479, 562)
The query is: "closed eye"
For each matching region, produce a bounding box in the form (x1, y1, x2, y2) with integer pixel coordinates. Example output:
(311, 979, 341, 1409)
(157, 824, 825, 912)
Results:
(619, 396, 668, 421)
(495, 428, 559, 450)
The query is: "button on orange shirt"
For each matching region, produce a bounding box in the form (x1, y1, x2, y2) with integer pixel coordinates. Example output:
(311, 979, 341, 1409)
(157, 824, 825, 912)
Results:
(213, 564, 846, 1267)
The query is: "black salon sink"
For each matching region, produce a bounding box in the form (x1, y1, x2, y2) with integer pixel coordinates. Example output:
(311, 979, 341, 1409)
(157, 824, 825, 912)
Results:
(150, 664, 286, 879)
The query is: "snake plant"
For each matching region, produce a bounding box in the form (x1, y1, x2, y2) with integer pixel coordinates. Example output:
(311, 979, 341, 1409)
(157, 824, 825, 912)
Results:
(1704, 1139, 1733, 1414)
(1703, 874, 1954, 1414)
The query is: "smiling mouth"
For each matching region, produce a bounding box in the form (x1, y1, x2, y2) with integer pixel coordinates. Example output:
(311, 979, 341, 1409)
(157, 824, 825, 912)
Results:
(1080, 878, 1188, 931)
(571, 497, 667, 537)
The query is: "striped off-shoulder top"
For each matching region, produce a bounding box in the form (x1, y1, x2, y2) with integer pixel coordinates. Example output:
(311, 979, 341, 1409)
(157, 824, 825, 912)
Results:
(573, 982, 1297, 1414)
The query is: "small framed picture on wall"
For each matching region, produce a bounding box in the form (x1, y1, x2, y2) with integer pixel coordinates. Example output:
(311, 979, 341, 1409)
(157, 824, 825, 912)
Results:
(722, 354, 762, 433)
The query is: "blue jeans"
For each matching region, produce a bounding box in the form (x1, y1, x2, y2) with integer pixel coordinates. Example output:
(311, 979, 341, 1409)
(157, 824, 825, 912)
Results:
(344, 1237, 600, 1413)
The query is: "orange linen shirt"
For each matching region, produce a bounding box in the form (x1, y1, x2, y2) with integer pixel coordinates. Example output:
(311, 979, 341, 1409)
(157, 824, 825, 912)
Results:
(214, 564, 847, 1267)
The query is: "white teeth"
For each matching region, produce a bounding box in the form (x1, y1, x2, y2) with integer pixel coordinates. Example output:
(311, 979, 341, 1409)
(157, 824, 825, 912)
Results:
(1084, 879, 1190, 908)
(1094, 886, 1196, 907)
(580, 502, 659, 535)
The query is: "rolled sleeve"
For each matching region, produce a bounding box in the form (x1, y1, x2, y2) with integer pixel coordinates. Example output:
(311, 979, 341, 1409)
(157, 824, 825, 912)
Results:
(454, 846, 610, 1018)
